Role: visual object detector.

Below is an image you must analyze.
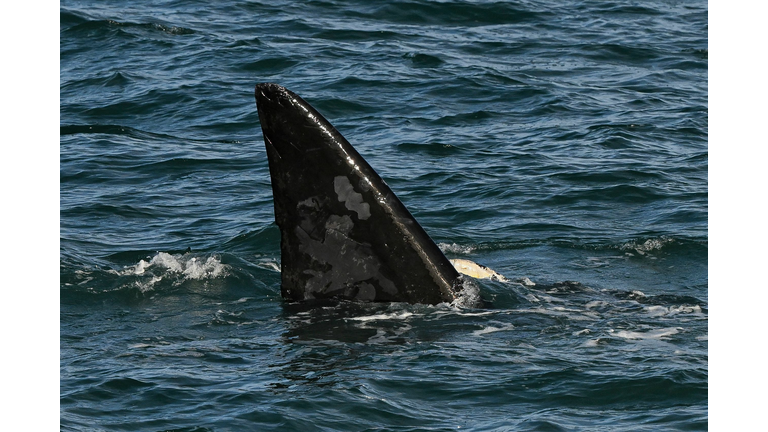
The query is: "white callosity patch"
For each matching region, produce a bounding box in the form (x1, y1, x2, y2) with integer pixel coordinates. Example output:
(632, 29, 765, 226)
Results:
(334, 176, 371, 220)
(450, 259, 509, 282)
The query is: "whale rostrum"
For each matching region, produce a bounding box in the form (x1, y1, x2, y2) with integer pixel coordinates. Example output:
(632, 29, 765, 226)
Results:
(255, 83, 464, 304)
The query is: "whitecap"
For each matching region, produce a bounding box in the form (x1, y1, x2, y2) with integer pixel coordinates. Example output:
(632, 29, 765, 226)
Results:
(115, 252, 229, 292)
(438, 242, 477, 254)
(519, 277, 535, 287)
(621, 237, 674, 255)
(135, 276, 162, 292)
(450, 278, 483, 308)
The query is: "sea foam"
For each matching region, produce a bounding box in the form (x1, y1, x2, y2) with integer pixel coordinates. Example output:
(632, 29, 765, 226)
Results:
(113, 252, 228, 291)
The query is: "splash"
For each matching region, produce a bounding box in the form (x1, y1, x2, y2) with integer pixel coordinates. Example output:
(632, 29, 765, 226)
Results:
(112, 252, 229, 292)
(621, 237, 674, 255)
(449, 277, 483, 308)
(438, 242, 477, 255)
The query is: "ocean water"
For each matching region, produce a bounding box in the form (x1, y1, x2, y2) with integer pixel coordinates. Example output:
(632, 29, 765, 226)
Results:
(60, 0, 708, 430)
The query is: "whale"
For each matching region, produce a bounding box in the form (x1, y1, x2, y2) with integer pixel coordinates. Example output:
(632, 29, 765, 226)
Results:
(255, 83, 468, 305)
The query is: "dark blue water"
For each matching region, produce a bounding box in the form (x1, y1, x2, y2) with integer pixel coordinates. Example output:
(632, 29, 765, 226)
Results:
(60, 1, 707, 430)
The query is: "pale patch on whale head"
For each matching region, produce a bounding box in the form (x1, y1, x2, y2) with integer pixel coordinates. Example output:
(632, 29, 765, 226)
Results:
(334, 176, 371, 220)
(450, 259, 509, 282)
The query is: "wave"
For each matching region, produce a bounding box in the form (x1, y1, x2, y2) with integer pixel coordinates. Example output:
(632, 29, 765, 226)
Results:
(60, 124, 167, 139)
(359, 0, 544, 26)
(114, 252, 228, 290)
(62, 252, 228, 291)
(396, 142, 466, 156)
(439, 235, 706, 255)
(60, 251, 278, 306)
(62, 203, 159, 219)
(221, 226, 281, 255)
(61, 9, 195, 37)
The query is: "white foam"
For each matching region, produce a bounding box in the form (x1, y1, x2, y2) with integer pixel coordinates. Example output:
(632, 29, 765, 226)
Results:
(134, 259, 151, 275)
(519, 277, 535, 287)
(438, 242, 477, 255)
(621, 237, 674, 255)
(585, 300, 608, 309)
(366, 329, 391, 344)
(621, 290, 646, 302)
(524, 294, 540, 303)
(151, 252, 185, 273)
(182, 256, 226, 279)
(256, 259, 281, 272)
(452, 311, 495, 317)
(582, 339, 601, 348)
(517, 307, 599, 321)
(611, 327, 682, 340)
(644, 305, 668, 316)
(128, 343, 153, 349)
(77, 276, 94, 285)
(671, 305, 703, 314)
(116, 252, 229, 292)
(473, 324, 515, 336)
(445, 277, 483, 309)
(112, 258, 151, 276)
(233, 297, 252, 304)
(348, 312, 414, 322)
(135, 276, 162, 292)
(644, 305, 703, 317)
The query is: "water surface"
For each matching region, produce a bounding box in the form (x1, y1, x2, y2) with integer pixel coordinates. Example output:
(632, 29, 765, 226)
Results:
(60, 1, 708, 430)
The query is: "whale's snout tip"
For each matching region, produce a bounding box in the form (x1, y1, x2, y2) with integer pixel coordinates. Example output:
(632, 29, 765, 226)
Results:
(255, 82, 288, 104)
